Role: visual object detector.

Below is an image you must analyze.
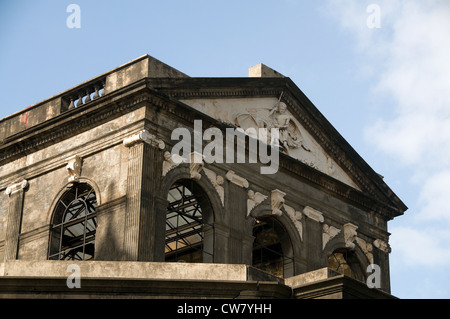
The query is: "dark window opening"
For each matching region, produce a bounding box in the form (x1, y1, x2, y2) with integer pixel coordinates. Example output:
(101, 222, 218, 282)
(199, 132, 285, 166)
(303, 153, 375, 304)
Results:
(252, 217, 294, 278)
(165, 182, 213, 263)
(328, 249, 365, 282)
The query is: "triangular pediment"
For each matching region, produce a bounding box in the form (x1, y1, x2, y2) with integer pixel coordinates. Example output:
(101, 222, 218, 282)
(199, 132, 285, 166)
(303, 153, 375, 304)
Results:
(179, 96, 361, 190)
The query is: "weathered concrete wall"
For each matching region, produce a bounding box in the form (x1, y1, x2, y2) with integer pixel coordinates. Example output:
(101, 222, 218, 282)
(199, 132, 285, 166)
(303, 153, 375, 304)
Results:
(0, 260, 249, 281)
(0, 262, 394, 299)
(0, 54, 403, 297)
(0, 92, 394, 292)
(148, 96, 393, 290)
(105, 55, 188, 93)
(0, 99, 62, 142)
(284, 267, 341, 288)
(1, 106, 148, 261)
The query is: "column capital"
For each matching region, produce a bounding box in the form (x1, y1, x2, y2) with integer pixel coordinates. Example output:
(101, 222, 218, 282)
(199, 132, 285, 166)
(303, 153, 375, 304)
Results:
(303, 206, 324, 223)
(123, 130, 165, 149)
(225, 170, 249, 189)
(5, 180, 28, 196)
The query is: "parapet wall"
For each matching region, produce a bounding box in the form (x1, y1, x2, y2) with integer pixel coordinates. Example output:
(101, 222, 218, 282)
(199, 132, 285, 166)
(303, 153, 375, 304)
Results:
(0, 55, 188, 142)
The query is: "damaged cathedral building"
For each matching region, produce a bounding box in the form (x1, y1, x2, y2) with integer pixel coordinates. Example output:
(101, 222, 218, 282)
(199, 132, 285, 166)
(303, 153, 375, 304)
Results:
(0, 55, 407, 298)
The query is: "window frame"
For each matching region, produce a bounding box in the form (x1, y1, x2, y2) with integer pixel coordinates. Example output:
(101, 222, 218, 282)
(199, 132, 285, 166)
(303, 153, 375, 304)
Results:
(48, 183, 98, 261)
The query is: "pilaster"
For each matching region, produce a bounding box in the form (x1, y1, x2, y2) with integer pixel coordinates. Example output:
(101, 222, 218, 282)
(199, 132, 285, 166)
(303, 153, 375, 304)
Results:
(122, 130, 165, 261)
(303, 206, 324, 271)
(4, 180, 28, 261)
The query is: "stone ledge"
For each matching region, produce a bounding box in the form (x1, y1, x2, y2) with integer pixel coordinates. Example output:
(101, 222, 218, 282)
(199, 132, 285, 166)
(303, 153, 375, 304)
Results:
(0, 262, 397, 299)
(0, 276, 292, 299)
(284, 267, 340, 288)
(0, 260, 285, 284)
(0, 260, 252, 282)
(291, 275, 397, 299)
(284, 267, 396, 299)
(0, 260, 291, 299)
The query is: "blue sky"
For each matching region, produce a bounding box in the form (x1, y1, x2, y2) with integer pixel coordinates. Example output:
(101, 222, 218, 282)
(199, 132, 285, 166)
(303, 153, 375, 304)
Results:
(1, 1, 449, 298)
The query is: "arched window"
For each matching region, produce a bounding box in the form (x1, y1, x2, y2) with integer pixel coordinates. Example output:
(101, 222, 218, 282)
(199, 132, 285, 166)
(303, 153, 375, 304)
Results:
(328, 249, 365, 282)
(165, 181, 214, 263)
(252, 217, 294, 278)
(48, 183, 98, 260)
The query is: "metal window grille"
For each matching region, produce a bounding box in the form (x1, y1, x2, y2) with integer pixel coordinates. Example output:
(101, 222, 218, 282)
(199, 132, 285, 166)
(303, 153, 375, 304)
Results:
(165, 183, 213, 262)
(48, 183, 97, 261)
(252, 218, 295, 278)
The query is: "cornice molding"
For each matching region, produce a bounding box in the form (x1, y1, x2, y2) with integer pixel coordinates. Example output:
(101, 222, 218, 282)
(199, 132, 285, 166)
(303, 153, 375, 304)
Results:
(0, 78, 404, 219)
(0, 83, 157, 165)
(154, 78, 406, 215)
(160, 80, 387, 207)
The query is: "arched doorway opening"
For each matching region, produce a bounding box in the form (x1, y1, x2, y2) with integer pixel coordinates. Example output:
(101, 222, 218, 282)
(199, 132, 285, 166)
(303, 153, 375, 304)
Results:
(252, 217, 294, 278)
(165, 180, 214, 263)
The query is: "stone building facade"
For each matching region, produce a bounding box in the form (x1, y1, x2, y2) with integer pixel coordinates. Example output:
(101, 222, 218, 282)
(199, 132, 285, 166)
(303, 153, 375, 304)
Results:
(0, 55, 407, 298)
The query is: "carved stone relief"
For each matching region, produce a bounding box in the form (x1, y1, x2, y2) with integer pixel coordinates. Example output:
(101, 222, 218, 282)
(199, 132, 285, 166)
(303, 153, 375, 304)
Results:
(189, 152, 204, 181)
(343, 223, 358, 250)
(66, 155, 82, 182)
(283, 204, 303, 241)
(303, 206, 324, 223)
(225, 170, 249, 188)
(270, 189, 286, 216)
(233, 97, 354, 183)
(180, 97, 361, 190)
(373, 239, 391, 253)
(162, 151, 186, 176)
(322, 221, 377, 265)
(246, 190, 267, 217)
(322, 224, 341, 250)
(203, 167, 224, 206)
(234, 99, 312, 157)
(246, 187, 303, 241)
(356, 237, 374, 264)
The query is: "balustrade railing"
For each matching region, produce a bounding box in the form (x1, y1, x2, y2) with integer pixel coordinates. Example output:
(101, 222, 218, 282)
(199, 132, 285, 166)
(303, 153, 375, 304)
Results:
(63, 78, 106, 111)
(1, 55, 186, 141)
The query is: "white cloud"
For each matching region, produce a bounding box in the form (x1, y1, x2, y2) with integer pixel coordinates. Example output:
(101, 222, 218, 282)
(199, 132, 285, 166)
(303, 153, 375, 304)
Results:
(365, 1, 450, 168)
(325, 0, 450, 296)
(366, 114, 450, 166)
(390, 226, 450, 268)
(416, 170, 450, 223)
(326, 0, 450, 216)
